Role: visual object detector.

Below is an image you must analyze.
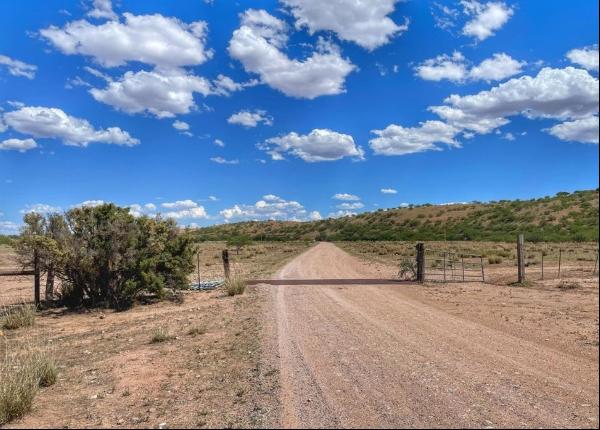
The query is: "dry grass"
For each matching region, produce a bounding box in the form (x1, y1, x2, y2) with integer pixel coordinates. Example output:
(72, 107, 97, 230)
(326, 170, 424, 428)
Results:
(225, 277, 247, 297)
(2, 304, 36, 330)
(0, 335, 57, 425)
(150, 327, 172, 344)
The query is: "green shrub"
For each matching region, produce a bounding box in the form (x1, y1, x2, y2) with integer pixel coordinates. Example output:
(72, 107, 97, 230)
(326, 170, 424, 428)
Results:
(2, 305, 36, 330)
(488, 257, 503, 264)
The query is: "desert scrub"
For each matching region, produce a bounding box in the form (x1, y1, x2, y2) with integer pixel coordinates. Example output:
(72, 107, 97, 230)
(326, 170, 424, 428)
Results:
(188, 326, 207, 336)
(151, 327, 172, 343)
(488, 256, 503, 264)
(0, 346, 57, 424)
(2, 304, 36, 330)
(225, 277, 247, 296)
(558, 280, 580, 290)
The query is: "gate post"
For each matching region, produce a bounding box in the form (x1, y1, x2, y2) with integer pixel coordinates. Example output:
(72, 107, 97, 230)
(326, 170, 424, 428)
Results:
(33, 249, 40, 307)
(517, 234, 525, 283)
(222, 249, 230, 280)
(416, 243, 425, 283)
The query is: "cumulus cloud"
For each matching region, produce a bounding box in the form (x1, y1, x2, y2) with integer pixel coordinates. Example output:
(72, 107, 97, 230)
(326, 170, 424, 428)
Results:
(228, 9, 355, 99)
(0, 54, 37, 79)
(87, 0, 117, 20)
(227, 109, 273, 127)
(210, 156, 239, 165)
(2, 106, 139, 147)
(328, 210, 357, 218)
(281, 0, 408, 50)
(546, 116, 599, 144)
(76, 200, 106, 207)
(333, 193, 360, 201)
(567, 46, 599, 72)
(160, 200, 207, 219)
(20, 203, 62, 215)
(220, 194, 312, 222)
(172, 120, 190, 131)
(336, 202, 364, 210)
(370, 121, 460, 155)
(430, 67, 599, 135)
(415, 51, 524, 83)
(213, 139, 225, 147)
(0, 138, 38, 152)
(90, 68, 212, 118)
(381, 188, 398, 194)
(461, 1, 513, 41)
(40, 13, 212, 68)
(211, 74, 258, 96)
(260, 129, 364, 162)
(309, 210, 322, 221)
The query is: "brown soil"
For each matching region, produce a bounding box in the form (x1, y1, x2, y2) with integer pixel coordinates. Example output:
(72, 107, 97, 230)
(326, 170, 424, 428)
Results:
(265, 242, 599, 428)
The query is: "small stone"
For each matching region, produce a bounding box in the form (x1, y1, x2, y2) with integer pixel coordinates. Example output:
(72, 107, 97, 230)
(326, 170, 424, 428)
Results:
(158, 423, 168, 429)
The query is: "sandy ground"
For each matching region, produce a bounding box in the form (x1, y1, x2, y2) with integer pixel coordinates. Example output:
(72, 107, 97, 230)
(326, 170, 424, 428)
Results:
(264, 242, 599, 428)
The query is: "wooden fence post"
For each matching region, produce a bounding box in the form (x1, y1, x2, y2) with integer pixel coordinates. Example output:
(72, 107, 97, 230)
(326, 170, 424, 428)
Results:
(443, 252, 446, 282)
(33, 249, 40, 307)
(541, 251, 544, 280)
(416, 243, 425, 283)
(517, 234, 525, 283)
(196, 252, 201, 285)
(480, 256, 485, 282)
(593, 250, 598, 276)
(461, 256, 465, 281)
(222, 249, 230, 280)
(558, 249, 562, 278)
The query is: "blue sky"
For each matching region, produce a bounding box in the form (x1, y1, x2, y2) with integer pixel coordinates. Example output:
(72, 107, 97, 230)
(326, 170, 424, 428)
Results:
(0, 0, 598, 232)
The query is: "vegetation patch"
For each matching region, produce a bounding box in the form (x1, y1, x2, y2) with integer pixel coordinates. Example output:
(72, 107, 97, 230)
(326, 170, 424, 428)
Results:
(2, 305, 36, 330)
(225, 277, 247, 296)
(150, 327, 173, 343)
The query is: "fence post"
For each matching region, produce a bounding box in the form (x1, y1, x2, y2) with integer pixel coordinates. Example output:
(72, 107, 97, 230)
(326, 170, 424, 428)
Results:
(517, 234, 525, 283)
(196, 251, 201, 285)
(594, 250, 598, 275)
(33, 249, 40, 307)
(443, 252, 446, 282)
(558, 249, 562, 278)
(480, 256, 485, 282)
(541, 251, 544, 280)
(461, 256, 465, 281)
(222, 249, 230, 280)
(416, 243, 425, 283)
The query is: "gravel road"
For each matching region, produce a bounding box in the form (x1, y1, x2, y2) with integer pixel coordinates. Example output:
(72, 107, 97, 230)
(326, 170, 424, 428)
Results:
(263, 242, 599, 428)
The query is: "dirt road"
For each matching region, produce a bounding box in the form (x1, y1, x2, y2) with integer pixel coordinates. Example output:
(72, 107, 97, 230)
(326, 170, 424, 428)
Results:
(264, 242, 599, 428)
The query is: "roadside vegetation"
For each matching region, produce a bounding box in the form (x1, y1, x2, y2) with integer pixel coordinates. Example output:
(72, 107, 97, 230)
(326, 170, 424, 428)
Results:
(196, 189, 599, 243)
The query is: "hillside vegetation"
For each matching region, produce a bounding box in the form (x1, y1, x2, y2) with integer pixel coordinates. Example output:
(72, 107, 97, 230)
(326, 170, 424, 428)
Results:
(197, 189, 599, 243)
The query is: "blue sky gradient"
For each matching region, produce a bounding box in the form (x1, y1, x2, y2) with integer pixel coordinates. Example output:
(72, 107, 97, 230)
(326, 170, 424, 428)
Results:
(1, 0, 598, 232)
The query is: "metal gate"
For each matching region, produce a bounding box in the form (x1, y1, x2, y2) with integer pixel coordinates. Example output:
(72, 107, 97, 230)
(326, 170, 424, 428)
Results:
(424, 250, 485, 283)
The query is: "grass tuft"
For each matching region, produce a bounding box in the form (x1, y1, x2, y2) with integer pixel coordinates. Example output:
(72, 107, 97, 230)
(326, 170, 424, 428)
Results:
(2, 305, 36, 330)
(150, 327, 172, 343)
(225, 277, 247, 297)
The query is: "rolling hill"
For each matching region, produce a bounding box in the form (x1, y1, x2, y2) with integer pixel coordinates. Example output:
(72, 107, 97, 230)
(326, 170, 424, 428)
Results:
(196, 189, 599, 242)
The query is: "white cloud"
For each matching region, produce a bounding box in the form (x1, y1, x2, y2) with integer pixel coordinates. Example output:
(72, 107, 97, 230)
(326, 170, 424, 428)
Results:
(461, 1, 513, 41)
(77, 200, 106, 207)
(336, 202, 364, 210)
(220, 194, 310, 222)
(309, 210, 322, 221)
(87, 0, 117, 20)
(208, 196, 219, 201)
(227, 109, 273, 127)
(3, 106, 139, 147)
(160, 199, 207, 219)
(20, 203, 62, 215)
(260, 128, 364, 162)
(0, 54, 37, 79)
(381, 188, 397, 194)
(213, 139, 225, 147)
(0, 138, 38, 152)
(369, 121, 460, 156)
(0, 221, 19, 234)
(546, 116, 599, 144)
(431, 67, 599, 135)
(90, 68, 212, 118)
(415, 52, 468, 82)
(210, 156, 239, 165)
(503, 132, 515, 141)
(333, 193, 360, 201)
(40, 13, 212, 68)
(567, 45, 599, 72)
(468, 53, 525, 82)
(228, 9, 355, 99)
(281, 0, 408, 50)
(172, 120, 190, 131)
(415, 51, 524, 83)
(211, 74, 258, 96)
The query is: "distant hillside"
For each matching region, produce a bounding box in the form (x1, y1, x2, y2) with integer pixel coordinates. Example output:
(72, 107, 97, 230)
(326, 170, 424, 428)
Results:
(196, 189, 599, 242)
